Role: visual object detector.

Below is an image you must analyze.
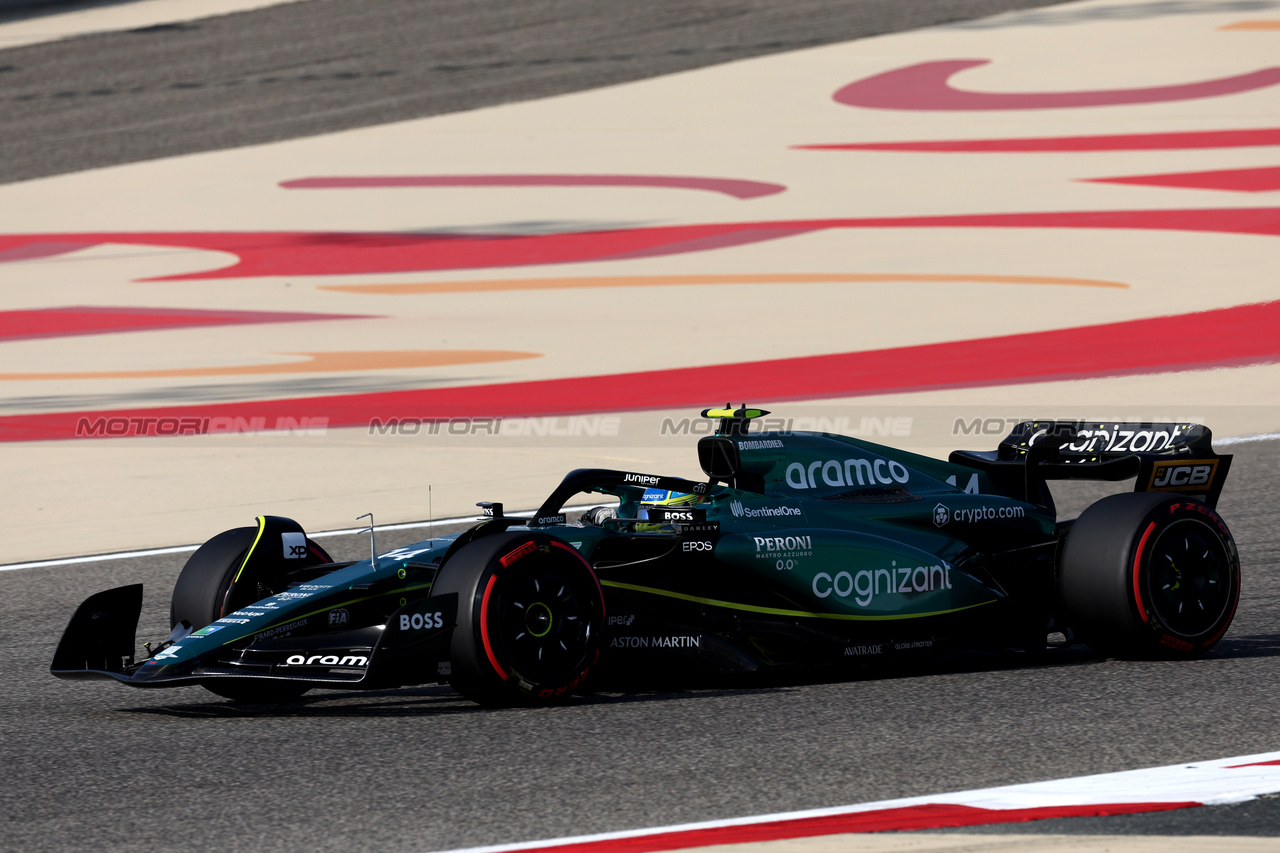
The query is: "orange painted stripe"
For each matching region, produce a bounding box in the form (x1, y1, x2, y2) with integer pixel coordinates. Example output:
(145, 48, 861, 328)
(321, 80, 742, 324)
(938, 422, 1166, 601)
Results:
(320, 272, 1128, 296)
(1219, 20, 1280, 30)
(0, 350, 538, 381)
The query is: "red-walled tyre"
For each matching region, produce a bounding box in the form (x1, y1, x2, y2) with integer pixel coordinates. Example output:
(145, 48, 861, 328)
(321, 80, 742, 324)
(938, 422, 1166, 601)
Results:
(432, 531, 605, 706)
(1059, 493, 1240, 659)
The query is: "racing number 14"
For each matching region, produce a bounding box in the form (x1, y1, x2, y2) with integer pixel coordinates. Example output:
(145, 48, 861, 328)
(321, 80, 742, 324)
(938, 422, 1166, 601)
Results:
(946, 474, 980, 494)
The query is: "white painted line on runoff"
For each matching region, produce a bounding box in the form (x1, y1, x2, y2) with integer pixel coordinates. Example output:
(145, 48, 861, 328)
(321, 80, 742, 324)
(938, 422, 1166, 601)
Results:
(0, 0, 307, 49)
(6, 426, 1273, 575)
(5, 427, 1276, 572)
(0, 501, 619, 573)
(0, 544, 203, 573)
(1216, 432, 1280, 446)
(422, 751, 1280, 853)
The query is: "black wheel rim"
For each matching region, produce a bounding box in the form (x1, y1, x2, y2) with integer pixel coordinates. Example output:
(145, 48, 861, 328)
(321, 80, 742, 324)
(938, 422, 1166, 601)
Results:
(487, 558, 595, 684)
(1146, 518, 1233, 638)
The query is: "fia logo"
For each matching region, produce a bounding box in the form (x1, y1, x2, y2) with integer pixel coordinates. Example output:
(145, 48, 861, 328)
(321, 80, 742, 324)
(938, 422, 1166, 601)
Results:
(730, 500, 744, 518)
(282, 531, 308, 559)
(933, 504, 950, 527)
(328, 609, 349, 627)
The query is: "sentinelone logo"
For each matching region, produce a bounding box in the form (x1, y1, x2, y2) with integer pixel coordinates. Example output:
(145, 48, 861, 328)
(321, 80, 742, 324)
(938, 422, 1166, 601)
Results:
(730, 500, 802, 518)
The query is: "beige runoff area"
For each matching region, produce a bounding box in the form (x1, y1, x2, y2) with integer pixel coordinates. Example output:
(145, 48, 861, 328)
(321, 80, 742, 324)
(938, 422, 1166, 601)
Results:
(686, 833, 1280, 852)
(1, 0, 1278, 562)
(0, 0, 306, 48)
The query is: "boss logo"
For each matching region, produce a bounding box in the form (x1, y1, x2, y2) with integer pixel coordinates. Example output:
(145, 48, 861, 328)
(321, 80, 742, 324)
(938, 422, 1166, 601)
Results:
(682, 540, 713, 552)
(282, 531, 308, 559)
(1149, 459, 1217, 491)
(649, 507, 706, 523)
(399, 611, 444, 631)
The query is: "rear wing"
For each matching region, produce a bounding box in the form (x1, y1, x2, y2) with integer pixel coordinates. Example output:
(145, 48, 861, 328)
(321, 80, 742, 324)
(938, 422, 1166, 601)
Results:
(950, 421, 1232, 508)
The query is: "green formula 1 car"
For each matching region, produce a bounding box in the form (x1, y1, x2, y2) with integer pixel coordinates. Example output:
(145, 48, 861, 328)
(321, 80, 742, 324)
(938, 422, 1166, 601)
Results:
(52, 406, 1240, 705)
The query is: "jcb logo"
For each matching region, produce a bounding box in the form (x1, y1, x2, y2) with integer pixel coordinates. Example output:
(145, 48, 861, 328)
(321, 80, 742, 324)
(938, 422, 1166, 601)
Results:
(1149, 459, 1217, 491)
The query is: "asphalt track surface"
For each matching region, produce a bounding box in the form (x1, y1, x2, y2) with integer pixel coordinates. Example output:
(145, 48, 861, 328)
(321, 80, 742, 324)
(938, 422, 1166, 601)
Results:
(6, 0, 1280, 850)
(1, 438, 1277, 852)
(0, 0, 1082, 185)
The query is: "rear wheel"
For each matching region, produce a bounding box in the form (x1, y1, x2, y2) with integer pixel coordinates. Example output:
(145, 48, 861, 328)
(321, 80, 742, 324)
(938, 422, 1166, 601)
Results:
(432, 532, 605, 706)
(171, 526, 332, 702)
(1059, 493, 1239, 658)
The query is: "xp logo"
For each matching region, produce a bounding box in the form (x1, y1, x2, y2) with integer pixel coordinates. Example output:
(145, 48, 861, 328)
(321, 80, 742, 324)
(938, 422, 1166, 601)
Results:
(730, 500, 744, 518)
(1149, 459, 1218, 491)
(328, 609, 349, 627)
(933, 504, 950, 527)
(281, 531, 308, 559)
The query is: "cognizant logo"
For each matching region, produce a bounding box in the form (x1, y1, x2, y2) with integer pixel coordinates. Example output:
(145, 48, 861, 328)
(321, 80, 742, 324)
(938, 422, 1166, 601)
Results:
(785, 458, 909, 490)
(812, 561, 951, 607)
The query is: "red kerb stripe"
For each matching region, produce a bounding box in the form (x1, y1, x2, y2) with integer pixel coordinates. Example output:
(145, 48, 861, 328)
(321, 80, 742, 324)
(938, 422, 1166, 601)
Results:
(500, 802, 1199, 853)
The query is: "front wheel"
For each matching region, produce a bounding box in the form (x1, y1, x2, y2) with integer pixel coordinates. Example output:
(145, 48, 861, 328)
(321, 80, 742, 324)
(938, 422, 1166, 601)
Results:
(171, 523, 331, 703)
(432, 532, 605, 706)
(1059, 493, 1240, 658)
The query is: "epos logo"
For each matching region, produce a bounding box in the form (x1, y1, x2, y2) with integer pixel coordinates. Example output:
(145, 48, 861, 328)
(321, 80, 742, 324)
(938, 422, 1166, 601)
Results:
(1148, 459, 1218, 491)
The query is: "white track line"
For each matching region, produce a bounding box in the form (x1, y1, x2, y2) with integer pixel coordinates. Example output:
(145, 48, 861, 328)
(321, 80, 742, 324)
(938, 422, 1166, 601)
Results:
(1216, 432, 1280, 446)
(7, 429, 1277, 573)
(7, 427, 1275, 574)
(423, 751, 1280, 853)
(0, 501, 618, 573)
(0, 0, 306, 50)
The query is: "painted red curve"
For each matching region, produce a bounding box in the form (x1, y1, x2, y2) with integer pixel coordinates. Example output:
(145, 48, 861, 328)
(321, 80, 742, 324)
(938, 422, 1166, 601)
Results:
(1, 208, 1278, 281)
(0, 306, 367, 342)
(1085, 165, 1280, 193)
(3, 300, 1277, 442)
(794, 128, 1280, 152)
(833, 59, 1280, 111)
(279, 175, 786, 199)
(496, 802, 1200, 853)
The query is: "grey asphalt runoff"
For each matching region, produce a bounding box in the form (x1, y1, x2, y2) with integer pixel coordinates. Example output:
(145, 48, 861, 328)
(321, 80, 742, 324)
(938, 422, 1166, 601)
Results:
(6, 0, 1280, 849)
(0, 0, 1083, 185)
(1, 438, 1278, 853)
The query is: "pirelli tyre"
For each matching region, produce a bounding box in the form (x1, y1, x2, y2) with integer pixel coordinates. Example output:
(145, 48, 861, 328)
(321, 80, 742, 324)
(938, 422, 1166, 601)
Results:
(170, 526, 332, 703)
(1059, 493, 1240, 659)
(433, 531, 605, 707)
